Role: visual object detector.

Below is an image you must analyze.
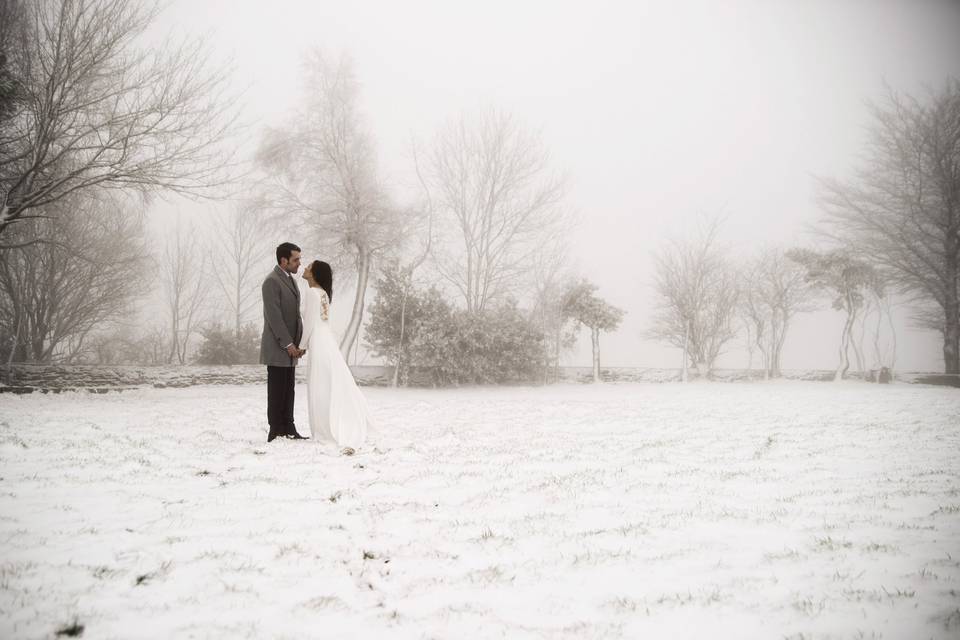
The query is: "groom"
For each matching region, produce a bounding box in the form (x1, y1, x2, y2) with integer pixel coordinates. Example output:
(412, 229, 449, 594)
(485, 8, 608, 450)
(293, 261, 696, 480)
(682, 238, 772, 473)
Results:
(260, 242, 308, 442)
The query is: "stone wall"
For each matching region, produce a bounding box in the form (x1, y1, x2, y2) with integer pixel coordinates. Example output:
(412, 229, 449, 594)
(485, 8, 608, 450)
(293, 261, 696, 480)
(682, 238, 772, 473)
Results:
(2, 363, 952, 394)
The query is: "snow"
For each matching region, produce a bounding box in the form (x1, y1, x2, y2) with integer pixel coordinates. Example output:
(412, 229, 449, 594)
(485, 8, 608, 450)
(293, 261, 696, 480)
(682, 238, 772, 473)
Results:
(1, 381, 959, 639)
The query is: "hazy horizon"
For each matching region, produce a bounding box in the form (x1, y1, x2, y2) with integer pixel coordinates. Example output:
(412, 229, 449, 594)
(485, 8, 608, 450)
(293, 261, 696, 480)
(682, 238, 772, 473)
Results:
(148, 0, 960, 372)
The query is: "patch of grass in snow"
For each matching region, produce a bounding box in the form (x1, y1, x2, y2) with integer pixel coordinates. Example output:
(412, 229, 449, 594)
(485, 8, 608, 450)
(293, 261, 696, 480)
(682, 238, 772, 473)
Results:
(652, 587, 725, 607)
(916, 567, 940, 581)
(792, 595, 827, 616)
(54, 618, 84, 637)
(0, 560, 36, 583)
(939, 607, 960, 631)
(831, 569, 865, 581)
(895, 521, 936, 530)
(328, 491, 342, 503)
(0, 434, 29, 448)
(275, 543, 304, 559)
(753, 435, 776, 458)
(134, 561, 171, 586)
(840, 588, 883, 603)
(764, 548, 803, 563)
(813, 536, 853, 551)
(219, 579, 256, 595)
(931, 504, 960, 515)
(861, 542, 901, 554)
(607, 597, 645, 614)
(467, 565, 512, 584)
(303, 595, 348, 610)
(228, 559, 265, 574)
(91, 566, 117, 580)
(571, 549, 635, 566)
(881, 586, 916, 599)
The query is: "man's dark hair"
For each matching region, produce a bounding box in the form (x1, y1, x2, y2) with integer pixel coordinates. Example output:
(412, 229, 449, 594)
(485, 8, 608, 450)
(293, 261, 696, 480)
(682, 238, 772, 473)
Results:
(276, 242, 301, 264)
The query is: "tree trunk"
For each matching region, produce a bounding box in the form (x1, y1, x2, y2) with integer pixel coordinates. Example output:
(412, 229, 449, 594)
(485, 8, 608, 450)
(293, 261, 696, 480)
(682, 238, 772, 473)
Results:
(944, 236, 959, 374)
(771, 315, 789, 379)
(836, 306, 855, 382)
(553, 316, 561, 384)
(393, 289, 407, 388)
(681, 321, 689, 383)
(591, 327, 601, 383)
(235, 269, 242, 342)
(754, 331, 769, 381)
(340, 247, 371, 358)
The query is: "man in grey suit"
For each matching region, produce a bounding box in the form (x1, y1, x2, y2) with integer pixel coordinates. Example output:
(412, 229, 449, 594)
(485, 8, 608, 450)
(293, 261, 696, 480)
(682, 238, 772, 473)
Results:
(260, 242, 308, 442)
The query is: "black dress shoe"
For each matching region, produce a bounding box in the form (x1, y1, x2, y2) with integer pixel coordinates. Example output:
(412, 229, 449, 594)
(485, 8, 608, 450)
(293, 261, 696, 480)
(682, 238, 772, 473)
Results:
(267, 430, 278, 443)
(286, 431, 308, 440)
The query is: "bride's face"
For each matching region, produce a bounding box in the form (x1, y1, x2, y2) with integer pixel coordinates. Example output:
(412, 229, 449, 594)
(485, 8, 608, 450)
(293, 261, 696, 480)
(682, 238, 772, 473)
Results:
(302, 263, 315, 285)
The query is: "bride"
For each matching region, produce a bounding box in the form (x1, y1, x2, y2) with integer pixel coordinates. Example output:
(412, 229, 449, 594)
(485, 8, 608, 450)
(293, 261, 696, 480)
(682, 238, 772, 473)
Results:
(299, 260, 370, 455)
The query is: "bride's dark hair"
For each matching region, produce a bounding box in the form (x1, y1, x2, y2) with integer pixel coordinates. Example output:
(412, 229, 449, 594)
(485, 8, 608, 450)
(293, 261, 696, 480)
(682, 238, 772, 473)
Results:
(310, 260, 333, 302)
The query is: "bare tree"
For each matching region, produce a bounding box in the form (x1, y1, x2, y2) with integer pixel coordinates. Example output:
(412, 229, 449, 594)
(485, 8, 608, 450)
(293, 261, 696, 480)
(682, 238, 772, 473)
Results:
(854, 282, 898, 378)
(530, 234, 576, 384)
(0, 1, 29, 124)
(739, 248, 814, 378)
(0, 194, 145, 363)
(650, 217, 740, 376)
(209, 205, 266, 341)
(382, 145, 437, 387)
(256, 51, 395, 357)
(427, 110, 567, 312)
(160, 220, 206, 365)
(817, 80, 960, 374)
(0, 0, 237, 242)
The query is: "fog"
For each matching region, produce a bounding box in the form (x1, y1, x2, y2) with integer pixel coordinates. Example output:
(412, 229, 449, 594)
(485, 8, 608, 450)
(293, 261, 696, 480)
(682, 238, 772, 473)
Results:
(153, 0, 960, 371)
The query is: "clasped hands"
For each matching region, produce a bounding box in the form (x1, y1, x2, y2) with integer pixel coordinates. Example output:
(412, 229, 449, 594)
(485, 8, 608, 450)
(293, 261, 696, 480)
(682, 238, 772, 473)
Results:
(286, 344, 307, 358)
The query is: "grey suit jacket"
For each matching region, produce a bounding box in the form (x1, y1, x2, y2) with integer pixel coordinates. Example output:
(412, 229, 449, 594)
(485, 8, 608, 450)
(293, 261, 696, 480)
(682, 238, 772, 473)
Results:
(259, 266, 303, 367)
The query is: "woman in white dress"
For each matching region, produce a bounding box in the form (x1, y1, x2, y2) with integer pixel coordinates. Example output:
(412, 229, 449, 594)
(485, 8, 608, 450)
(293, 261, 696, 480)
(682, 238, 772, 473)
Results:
(299, 260, 370, 455)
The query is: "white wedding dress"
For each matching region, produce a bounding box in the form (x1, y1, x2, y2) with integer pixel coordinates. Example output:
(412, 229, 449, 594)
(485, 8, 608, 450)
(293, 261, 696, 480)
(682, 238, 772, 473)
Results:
(299, 287, 369, 450)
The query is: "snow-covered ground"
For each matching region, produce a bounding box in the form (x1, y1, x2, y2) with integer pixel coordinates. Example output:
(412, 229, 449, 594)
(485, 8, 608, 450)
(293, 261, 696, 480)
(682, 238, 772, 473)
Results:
(1, 381, 959, 639)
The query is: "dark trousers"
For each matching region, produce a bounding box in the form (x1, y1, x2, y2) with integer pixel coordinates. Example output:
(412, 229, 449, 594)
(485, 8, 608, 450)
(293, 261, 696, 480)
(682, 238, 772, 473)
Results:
(266, 366, 296, 436)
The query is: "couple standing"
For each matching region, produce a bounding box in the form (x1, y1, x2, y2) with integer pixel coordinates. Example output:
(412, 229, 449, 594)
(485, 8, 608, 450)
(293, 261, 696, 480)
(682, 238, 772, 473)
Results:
(259, 242, 369, 454)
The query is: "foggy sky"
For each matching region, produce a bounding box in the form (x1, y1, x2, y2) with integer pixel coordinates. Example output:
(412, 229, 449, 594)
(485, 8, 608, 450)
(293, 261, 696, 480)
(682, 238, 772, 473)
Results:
(153, 0, 960, 371)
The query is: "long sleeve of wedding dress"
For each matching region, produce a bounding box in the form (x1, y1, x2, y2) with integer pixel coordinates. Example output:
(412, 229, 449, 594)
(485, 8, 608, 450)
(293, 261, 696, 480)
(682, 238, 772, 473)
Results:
(299, 288, 329, 350)
(299, 288, 315, 350)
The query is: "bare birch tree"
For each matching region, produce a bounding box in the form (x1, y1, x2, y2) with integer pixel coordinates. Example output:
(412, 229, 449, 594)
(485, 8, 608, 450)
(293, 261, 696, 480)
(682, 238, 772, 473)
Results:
(160, 221, 206, 365)
(427, 110, 566, 312)
(650, 217, 739, 376)
(0, 0, 237, 242)
(739, 248, 814, 378)
(255, 51, 395, 357)
(530, 234, 575, 384)
(208, 206, 266, 340)
(817, 80, 960, 374)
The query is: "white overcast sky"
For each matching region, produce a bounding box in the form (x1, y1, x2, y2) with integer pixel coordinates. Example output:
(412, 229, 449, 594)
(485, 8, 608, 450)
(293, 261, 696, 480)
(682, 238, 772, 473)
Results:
(154, 0, 960, 371)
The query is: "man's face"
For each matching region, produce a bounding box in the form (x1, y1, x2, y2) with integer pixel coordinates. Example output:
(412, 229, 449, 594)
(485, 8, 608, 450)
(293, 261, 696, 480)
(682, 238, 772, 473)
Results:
(281, 251, 301, 274)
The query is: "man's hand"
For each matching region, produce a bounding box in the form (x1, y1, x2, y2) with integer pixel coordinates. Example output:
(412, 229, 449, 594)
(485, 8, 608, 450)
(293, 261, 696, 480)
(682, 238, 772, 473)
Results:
(298, 348, 307, 357)
(286, 344, 300, 358)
